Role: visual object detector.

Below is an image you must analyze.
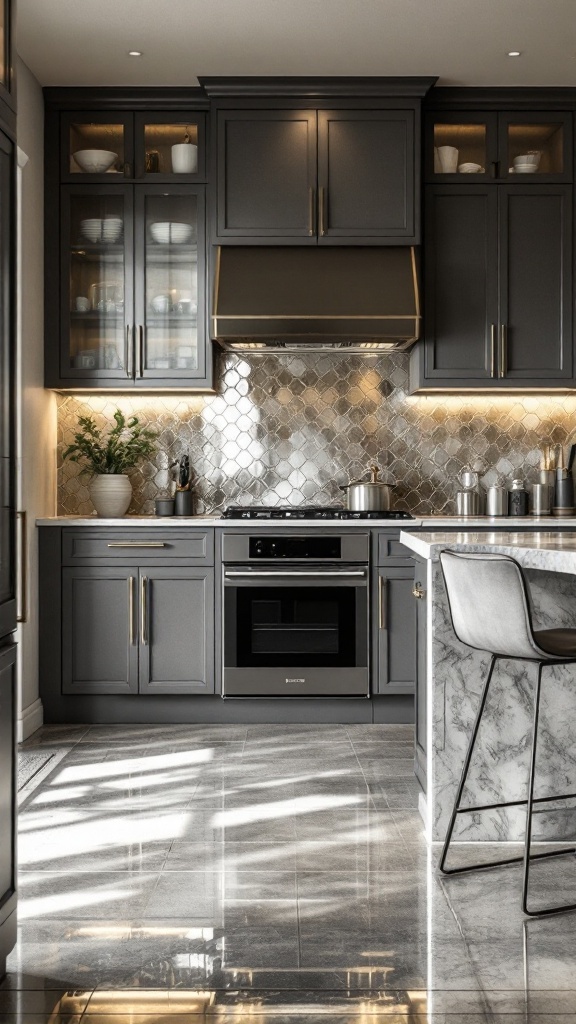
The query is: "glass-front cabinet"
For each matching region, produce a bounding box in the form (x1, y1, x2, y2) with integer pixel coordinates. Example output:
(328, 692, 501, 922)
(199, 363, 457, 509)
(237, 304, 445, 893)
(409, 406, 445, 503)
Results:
(428, 111, 571, 181)
(60, 184, 206, 385)
(61, 111, 206, 182)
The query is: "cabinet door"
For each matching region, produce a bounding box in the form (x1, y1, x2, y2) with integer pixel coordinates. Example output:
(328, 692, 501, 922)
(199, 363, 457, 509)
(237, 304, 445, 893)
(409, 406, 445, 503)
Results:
(422, 186, 498, 381)
(62, 567, 138, 694)
(134, 185, 207, 382)
(0, 643, 16, 973)
(215, 109, 317, 242)
(499, 186, 573, 379)
(135, 111, 206, 182)
(139, 568, 214, 694)
(0, 130, 15, 640)
(0, 0, 14, 119)
(414, 572, 427, 792)
(499, 112, 572, 182)
(61, 112, 133, 181)
(375, 567, 417, 694)
(426, 112, 497, 182)
(60, 185, 134, 382)
(317, 109, 416, 242)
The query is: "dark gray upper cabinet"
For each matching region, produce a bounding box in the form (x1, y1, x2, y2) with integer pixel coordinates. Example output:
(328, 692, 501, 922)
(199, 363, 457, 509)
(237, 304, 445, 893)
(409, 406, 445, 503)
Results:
(0, 0, 15, 131)
(214, 105, 421, 245)
(0, 129, 15, 641)
(411, 183, 573, 391)
(139, 568, 214, 694)
(0, 642, 16, 979)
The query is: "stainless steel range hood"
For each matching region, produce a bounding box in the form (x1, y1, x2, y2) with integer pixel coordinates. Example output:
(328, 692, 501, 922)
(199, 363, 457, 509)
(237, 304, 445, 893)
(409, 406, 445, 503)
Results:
(212, 246, 420, 352)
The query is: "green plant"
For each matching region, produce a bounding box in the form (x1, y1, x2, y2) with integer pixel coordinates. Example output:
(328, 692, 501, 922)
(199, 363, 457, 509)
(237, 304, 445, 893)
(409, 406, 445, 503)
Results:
(63, 410, 158, 475)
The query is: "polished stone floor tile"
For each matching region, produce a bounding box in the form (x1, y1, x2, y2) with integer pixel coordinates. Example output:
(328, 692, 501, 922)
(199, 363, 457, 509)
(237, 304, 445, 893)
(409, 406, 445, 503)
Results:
(9, 724, 576, 1021)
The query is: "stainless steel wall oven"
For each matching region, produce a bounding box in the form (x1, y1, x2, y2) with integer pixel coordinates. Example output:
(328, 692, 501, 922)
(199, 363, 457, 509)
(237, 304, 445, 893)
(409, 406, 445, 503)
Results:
(222, 533, 369, 697)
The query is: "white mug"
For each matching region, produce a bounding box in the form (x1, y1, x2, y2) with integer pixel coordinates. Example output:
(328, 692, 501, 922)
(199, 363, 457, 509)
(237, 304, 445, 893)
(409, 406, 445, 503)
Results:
(75, 296, 90, 312)
(437, 145, 459, 173)
(171, 143, 198, 174)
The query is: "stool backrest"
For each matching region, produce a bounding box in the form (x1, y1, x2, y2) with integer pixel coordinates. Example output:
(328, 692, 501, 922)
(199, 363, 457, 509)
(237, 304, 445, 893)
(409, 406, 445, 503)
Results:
(439, 550, 540, 659)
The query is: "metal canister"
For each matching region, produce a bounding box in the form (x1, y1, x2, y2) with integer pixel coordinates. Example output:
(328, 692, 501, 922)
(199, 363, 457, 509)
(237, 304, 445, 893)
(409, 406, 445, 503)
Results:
(508, 479, 529, 517)
(486, 485, 507, 516)
(456, 490, 480, 516)
(530, 483, 551, 516)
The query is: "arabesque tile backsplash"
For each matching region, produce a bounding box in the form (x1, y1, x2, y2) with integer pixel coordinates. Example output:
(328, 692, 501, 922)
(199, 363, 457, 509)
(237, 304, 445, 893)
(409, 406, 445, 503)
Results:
(57, 350, 576, 516)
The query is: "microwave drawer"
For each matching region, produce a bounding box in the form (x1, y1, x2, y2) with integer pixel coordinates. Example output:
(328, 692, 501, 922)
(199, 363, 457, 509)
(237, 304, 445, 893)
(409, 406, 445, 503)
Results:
(62, 529, 214, 565)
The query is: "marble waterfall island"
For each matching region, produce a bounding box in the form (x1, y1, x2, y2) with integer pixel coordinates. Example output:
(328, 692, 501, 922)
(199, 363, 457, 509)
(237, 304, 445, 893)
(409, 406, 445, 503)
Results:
(400, 530, 576, 843)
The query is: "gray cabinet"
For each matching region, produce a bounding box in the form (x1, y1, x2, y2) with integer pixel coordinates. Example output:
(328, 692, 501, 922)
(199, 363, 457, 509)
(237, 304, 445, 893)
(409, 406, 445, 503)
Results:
(411, 182, 573, 390)
(139, 568, 214, 694)
(62, 566, 139, 695)
(374, 566, 417, 695)
(0, 643, 16, 980)
(413, 561, 427, 791)
(62, 560, 214, 696)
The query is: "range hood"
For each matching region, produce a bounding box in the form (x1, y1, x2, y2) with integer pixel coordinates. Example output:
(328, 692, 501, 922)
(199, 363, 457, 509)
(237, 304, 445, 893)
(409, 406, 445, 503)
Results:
(212, 246, 421, 352)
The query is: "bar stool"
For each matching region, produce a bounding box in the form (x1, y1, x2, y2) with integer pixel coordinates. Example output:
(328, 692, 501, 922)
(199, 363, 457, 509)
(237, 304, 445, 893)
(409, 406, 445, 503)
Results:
(439, 549, 576, 916)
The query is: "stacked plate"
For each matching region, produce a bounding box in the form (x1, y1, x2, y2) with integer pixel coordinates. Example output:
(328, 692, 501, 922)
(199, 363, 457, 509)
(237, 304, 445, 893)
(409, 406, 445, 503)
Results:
(150, 221, 193, 244)
(80, 217, 123, 243)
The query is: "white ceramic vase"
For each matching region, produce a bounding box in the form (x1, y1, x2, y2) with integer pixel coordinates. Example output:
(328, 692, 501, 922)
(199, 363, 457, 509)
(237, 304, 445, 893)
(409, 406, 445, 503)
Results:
(171, 143, 198, 173)
(90, 474, 132, 517)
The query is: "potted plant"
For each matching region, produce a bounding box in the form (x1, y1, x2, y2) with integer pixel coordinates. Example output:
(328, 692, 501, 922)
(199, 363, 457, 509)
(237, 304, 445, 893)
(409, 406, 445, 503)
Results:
(63, 410, 158, 517)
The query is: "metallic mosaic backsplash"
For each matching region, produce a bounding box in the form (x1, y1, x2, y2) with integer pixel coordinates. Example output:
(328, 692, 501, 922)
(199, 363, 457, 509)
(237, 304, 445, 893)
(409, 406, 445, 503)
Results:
(57, 350, 576, 516)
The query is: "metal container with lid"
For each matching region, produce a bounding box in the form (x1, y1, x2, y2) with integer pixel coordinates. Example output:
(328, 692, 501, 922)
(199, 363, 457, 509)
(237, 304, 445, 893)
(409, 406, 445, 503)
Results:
(339, 464, 392, 511)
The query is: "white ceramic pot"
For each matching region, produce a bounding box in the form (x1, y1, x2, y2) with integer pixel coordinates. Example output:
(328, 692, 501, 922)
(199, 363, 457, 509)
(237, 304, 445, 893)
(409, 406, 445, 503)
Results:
(171, 143, 198, 174)
(90, 474, 132, 517)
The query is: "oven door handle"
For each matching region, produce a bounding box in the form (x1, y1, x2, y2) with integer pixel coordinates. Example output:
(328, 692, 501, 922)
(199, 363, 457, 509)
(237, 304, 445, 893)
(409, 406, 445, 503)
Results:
(224, 570, 366, 578)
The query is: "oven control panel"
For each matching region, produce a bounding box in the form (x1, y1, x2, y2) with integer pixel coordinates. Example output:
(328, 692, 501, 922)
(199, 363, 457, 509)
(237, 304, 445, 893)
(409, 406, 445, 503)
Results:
(249, 536, 341, 559)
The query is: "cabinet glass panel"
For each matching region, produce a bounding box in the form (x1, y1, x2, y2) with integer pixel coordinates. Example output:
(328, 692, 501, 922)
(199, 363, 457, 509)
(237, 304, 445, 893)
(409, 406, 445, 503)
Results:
(0, 0, 6, 88)
(69, 122, 124, 175)
(143, 123, 199, 175)
(433, 123, 487, 174)
(507, 123, 564, 175)
(68, 194, 127, 373)
(143, 194, 199, 373)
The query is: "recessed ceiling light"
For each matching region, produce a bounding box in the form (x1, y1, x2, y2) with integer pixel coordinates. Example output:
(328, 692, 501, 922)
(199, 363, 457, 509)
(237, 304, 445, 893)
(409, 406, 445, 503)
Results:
(507, 50, 522, 57)
(128, 50, 143, 57)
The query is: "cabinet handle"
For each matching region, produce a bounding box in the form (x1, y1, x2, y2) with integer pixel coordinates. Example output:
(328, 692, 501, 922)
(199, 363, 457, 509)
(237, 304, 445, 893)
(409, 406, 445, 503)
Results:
(107, 542, 166, 548)
(379, 576, 387, 630)
(499, 324, 507, 378)
(319, 186, 327, 236)
(16, 510, 27, 623)
(308, 186, 315, 236)
(491, 161, 499, 179)
(490, 324, 497, 378)
(412, 583, 425, 600)
(141, 576, 148, 645)
(128, 576, 135, 645)
(124, 162, 132, 178)
(138, 325, 144, 377)
(125, 325, 132, 379)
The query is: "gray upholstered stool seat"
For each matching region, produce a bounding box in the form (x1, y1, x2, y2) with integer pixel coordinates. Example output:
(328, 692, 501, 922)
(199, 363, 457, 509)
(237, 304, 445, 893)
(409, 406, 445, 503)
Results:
(439, 548, 576, 916)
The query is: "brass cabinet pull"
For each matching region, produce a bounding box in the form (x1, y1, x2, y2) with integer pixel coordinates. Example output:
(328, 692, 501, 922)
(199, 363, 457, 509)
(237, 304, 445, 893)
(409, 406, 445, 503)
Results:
(128, 576, 135, 645)
(379, 575, 387, 630)
(499, 323, 507, 378)
(138, 324, 144, 378)
(16, 510, 27, 623)
(107, 542, 166, 548)
(319, 186, 327, 236)
(141, 576, 148, 645)
(490, 324, 497, 378)
(125, 325, 132, 379)
(412, 583, 425, 600)
(308, 186, 315, 236)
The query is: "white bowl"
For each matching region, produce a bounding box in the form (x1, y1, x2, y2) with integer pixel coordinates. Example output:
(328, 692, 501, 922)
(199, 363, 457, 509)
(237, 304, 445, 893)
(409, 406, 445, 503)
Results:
(513, 163, 537, 174)
(458, 162, 482, 173)
(150, 221, 193, 244)
(80, 217, 123, 243)
(73, 149, 118, 173)
(151, 294, 170, 313)
(514, 151, 541, 167)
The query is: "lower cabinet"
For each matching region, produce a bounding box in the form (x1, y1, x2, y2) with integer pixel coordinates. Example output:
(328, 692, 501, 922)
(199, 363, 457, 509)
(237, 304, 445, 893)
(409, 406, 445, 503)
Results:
(374, 565, 417, 694)
(62, 565, 214, 695)
(0, 642, 17, 978)
(413, 559, 427, 791)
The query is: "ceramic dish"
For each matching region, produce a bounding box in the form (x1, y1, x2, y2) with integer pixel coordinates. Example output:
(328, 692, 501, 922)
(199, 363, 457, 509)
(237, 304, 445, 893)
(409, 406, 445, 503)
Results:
(73, 150, 118, 173)
(149, 221, 193, 244)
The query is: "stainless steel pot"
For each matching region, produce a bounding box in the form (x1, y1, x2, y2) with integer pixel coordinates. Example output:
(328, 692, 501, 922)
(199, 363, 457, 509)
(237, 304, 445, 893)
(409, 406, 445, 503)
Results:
(339, 465, 392, 511)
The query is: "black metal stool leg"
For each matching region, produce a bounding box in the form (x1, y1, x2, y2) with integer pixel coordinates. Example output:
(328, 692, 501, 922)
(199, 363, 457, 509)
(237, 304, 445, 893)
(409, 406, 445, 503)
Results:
(439, 654, 497, 874)
(523, 663, 576, 916)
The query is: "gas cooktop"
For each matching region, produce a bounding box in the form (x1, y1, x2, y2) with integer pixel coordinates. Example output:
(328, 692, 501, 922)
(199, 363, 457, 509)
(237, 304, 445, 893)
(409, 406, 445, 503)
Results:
(221, 506, 415, 521)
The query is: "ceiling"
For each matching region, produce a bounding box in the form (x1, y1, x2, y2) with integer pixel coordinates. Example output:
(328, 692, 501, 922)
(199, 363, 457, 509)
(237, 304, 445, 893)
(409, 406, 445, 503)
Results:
(16, 0, 576, 89)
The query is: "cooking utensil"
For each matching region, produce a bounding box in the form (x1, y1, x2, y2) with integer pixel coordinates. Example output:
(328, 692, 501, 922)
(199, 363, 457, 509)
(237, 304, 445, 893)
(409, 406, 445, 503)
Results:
(339, 464, 392, 511)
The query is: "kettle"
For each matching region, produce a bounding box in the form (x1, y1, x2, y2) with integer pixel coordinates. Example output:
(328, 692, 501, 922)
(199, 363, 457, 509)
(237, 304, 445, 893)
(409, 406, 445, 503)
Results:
(339, 464, 392, 511)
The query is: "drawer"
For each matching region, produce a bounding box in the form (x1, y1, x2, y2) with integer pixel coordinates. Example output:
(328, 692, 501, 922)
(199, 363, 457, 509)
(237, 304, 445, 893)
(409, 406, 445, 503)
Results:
(376, 531, 414, 565)
(62, 529, 214, 566)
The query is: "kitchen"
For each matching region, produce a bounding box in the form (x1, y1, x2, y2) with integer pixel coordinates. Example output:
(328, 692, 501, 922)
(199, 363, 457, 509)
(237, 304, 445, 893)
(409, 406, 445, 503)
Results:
(4, 1, 576, 1020)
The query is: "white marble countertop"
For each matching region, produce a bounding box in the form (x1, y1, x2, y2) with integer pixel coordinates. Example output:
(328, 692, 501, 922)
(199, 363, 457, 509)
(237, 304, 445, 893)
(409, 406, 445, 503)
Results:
(35, 514, 576, 529)
(401, 529, 576, 573)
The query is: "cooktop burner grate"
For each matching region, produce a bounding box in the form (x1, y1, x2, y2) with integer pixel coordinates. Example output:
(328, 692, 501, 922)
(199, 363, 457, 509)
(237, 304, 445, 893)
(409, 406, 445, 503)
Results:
(221, 506, 415, 521)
